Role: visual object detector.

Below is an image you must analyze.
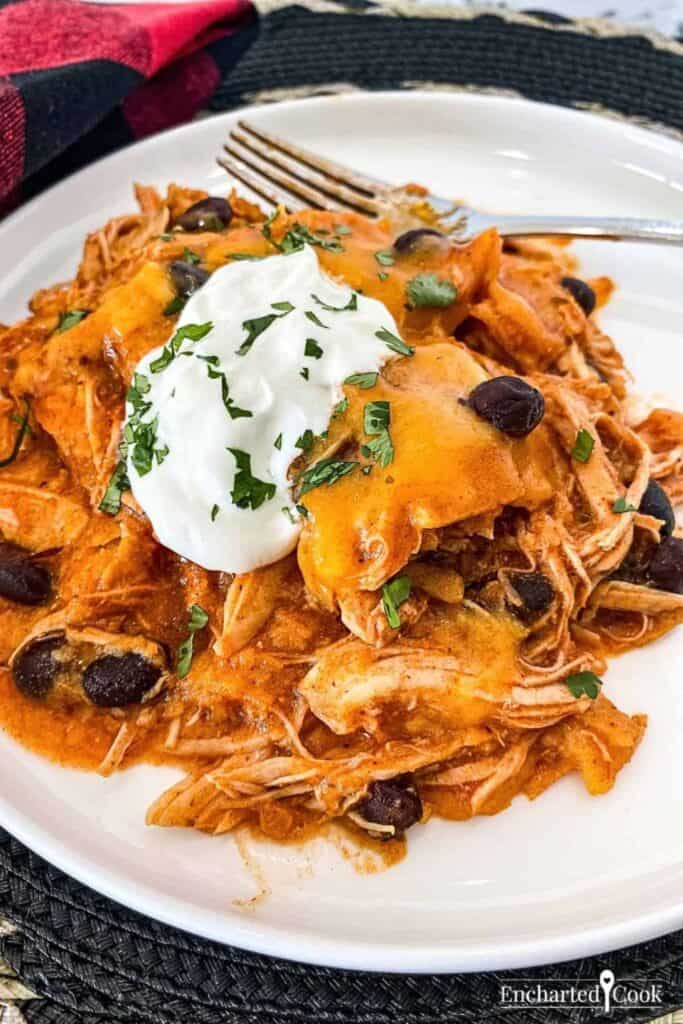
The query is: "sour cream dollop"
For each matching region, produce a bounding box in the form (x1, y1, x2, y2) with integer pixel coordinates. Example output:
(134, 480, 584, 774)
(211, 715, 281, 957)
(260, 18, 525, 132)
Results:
(126, 245, 401, 573)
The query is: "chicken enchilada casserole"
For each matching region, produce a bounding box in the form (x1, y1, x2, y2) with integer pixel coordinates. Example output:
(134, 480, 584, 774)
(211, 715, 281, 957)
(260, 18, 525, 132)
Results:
(0, 184, 681, 851)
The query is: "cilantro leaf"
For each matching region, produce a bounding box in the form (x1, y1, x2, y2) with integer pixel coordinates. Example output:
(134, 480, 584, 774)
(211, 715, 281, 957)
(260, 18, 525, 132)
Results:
(98, 460, 129, 515)
(274, 433, 283, 450)
(299, 458, 358, 496)
(363, 400, 390, 434)
(362, 400, 394, 468)
(382, 575, 411, 629)
(375, 250, 395, 267)
(183, 247, 201, 266)
(375, 327, 414, 357)
(345, 372, 378, 389)
(406, 272, 457, 309)
(333, 397, 349, 417)
(278, 223, 344, 254)
(211, 504, 220, 522)
(236, 314, 278, 356)
(571, 429, 595, 463)
(204, 361, 252, 420)
(163, 296, 186, 317)
(56, 309, 89, 333)
(295, 429, 314, 452)
(300, 367, 309, 381)
(305, 338, 324, 359)
(613, 497, 637, 514)
(566, 671, 602, 700)
(151, 321, 213, 372)
(228, 449, 276, 510)
(311, 292, 357, 313)
(305, 310, 329, 330)
(237, 302, 294, 356)
(176, 604, 209, 678)
(0, 401, 29, 468)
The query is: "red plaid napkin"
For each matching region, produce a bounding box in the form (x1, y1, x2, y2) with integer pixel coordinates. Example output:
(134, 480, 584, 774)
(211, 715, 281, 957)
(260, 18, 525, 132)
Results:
(0, 0, 256, 211)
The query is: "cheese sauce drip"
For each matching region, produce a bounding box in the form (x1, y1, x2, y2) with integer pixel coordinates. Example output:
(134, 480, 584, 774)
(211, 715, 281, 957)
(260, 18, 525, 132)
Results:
(126, 246, 400, 573)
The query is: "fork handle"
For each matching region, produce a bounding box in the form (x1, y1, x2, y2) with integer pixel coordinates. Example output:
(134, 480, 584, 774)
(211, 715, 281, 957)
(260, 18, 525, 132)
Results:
(449, 213, 683, 245)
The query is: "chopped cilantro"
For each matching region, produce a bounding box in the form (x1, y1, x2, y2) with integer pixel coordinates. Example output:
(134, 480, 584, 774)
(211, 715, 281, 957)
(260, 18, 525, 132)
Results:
(98, 460, 130, 516)
(333, 397, 349, 417)
(300, 367, 310, 381)
(382, 576, 411, 629)
(183, 247, 201, 265)
(571, 429, 595, 463)
(282, 506, 297, 525)
(374, 250, 395, 267)
(227, 252, 261, 261)
(375, 327, 414, 357)
(311, 292, 357, 313)
(406, 272, 457, 309)
(228, 449, 276, 510)
(274, 433, 283, 450)
(305, 310, 329, 330)
(236, 314, 278, 356)
(176, 604, 209, 678)
(163, 296, 186, 317)
(159, 233, 173, 242)
(378, 271, 388, 282)
(279, 223, 344, 254)
(362, 400, 394, 468)
(236, 302, 294, 356)
(296, 503, 309, 517)
(151, 321, 213, 373)
(261, 208, 281, 244)
(211, 504, 220, 522)
(345, 371, 378, 389)
(295, 429, 315, 452)
(566, 671, 602, 699)
(613, 496, 638, 513)
(204, 361, 252, 420)
(299, 458, 358, 496)
(56, 309, 89, 333)
(334, 224, 352, 236)
(305, 338, 324, 359)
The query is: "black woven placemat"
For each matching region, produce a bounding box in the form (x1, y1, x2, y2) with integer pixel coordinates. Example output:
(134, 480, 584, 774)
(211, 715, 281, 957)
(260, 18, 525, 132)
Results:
(3, 5, 683, 1022)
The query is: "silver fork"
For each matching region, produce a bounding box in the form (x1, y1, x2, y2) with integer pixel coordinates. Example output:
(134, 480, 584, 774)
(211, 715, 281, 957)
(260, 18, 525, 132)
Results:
(218, 119, 683, 245)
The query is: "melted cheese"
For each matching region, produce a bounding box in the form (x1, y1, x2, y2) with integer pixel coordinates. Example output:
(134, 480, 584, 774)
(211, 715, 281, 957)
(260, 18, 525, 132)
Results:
(298, 343, 555, 605)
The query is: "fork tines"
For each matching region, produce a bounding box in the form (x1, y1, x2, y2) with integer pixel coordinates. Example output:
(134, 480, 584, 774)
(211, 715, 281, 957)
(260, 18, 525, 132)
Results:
(218, 120, 383, 216)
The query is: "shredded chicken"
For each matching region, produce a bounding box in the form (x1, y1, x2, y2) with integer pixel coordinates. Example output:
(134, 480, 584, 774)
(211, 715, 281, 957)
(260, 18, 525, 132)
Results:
(0, 183, 679, 855)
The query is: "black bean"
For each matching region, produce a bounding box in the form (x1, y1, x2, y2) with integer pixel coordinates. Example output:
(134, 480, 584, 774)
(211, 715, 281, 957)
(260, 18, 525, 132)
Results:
(508, 571, 554, 617)
(169, 260, 209, 299)
(357, 775, 422, 836)
(175, 197, 232, 233)
(83, 653, 161, 707)
(639, 479, 675, 538)
(393, 228, 445, 253)
(648, 537, 683, 595)
(0, 542, 51, 606)
(561, 276, 596, 316)
(13, 636, 65, 699)
(468, 376, 545, 437)
(612, 531, 657, 585)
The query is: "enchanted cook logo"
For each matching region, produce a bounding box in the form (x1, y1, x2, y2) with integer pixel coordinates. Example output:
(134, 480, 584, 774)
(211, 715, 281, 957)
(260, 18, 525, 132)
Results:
(499, 969, 665, 1013)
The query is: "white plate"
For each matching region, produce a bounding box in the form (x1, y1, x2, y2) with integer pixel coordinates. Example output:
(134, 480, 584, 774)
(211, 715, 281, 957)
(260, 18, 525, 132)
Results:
(1, 91, 683, 974)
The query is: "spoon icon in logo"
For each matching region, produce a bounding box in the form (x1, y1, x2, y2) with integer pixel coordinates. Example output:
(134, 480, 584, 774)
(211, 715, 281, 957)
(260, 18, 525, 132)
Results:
(599, 969, 616, 1012)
